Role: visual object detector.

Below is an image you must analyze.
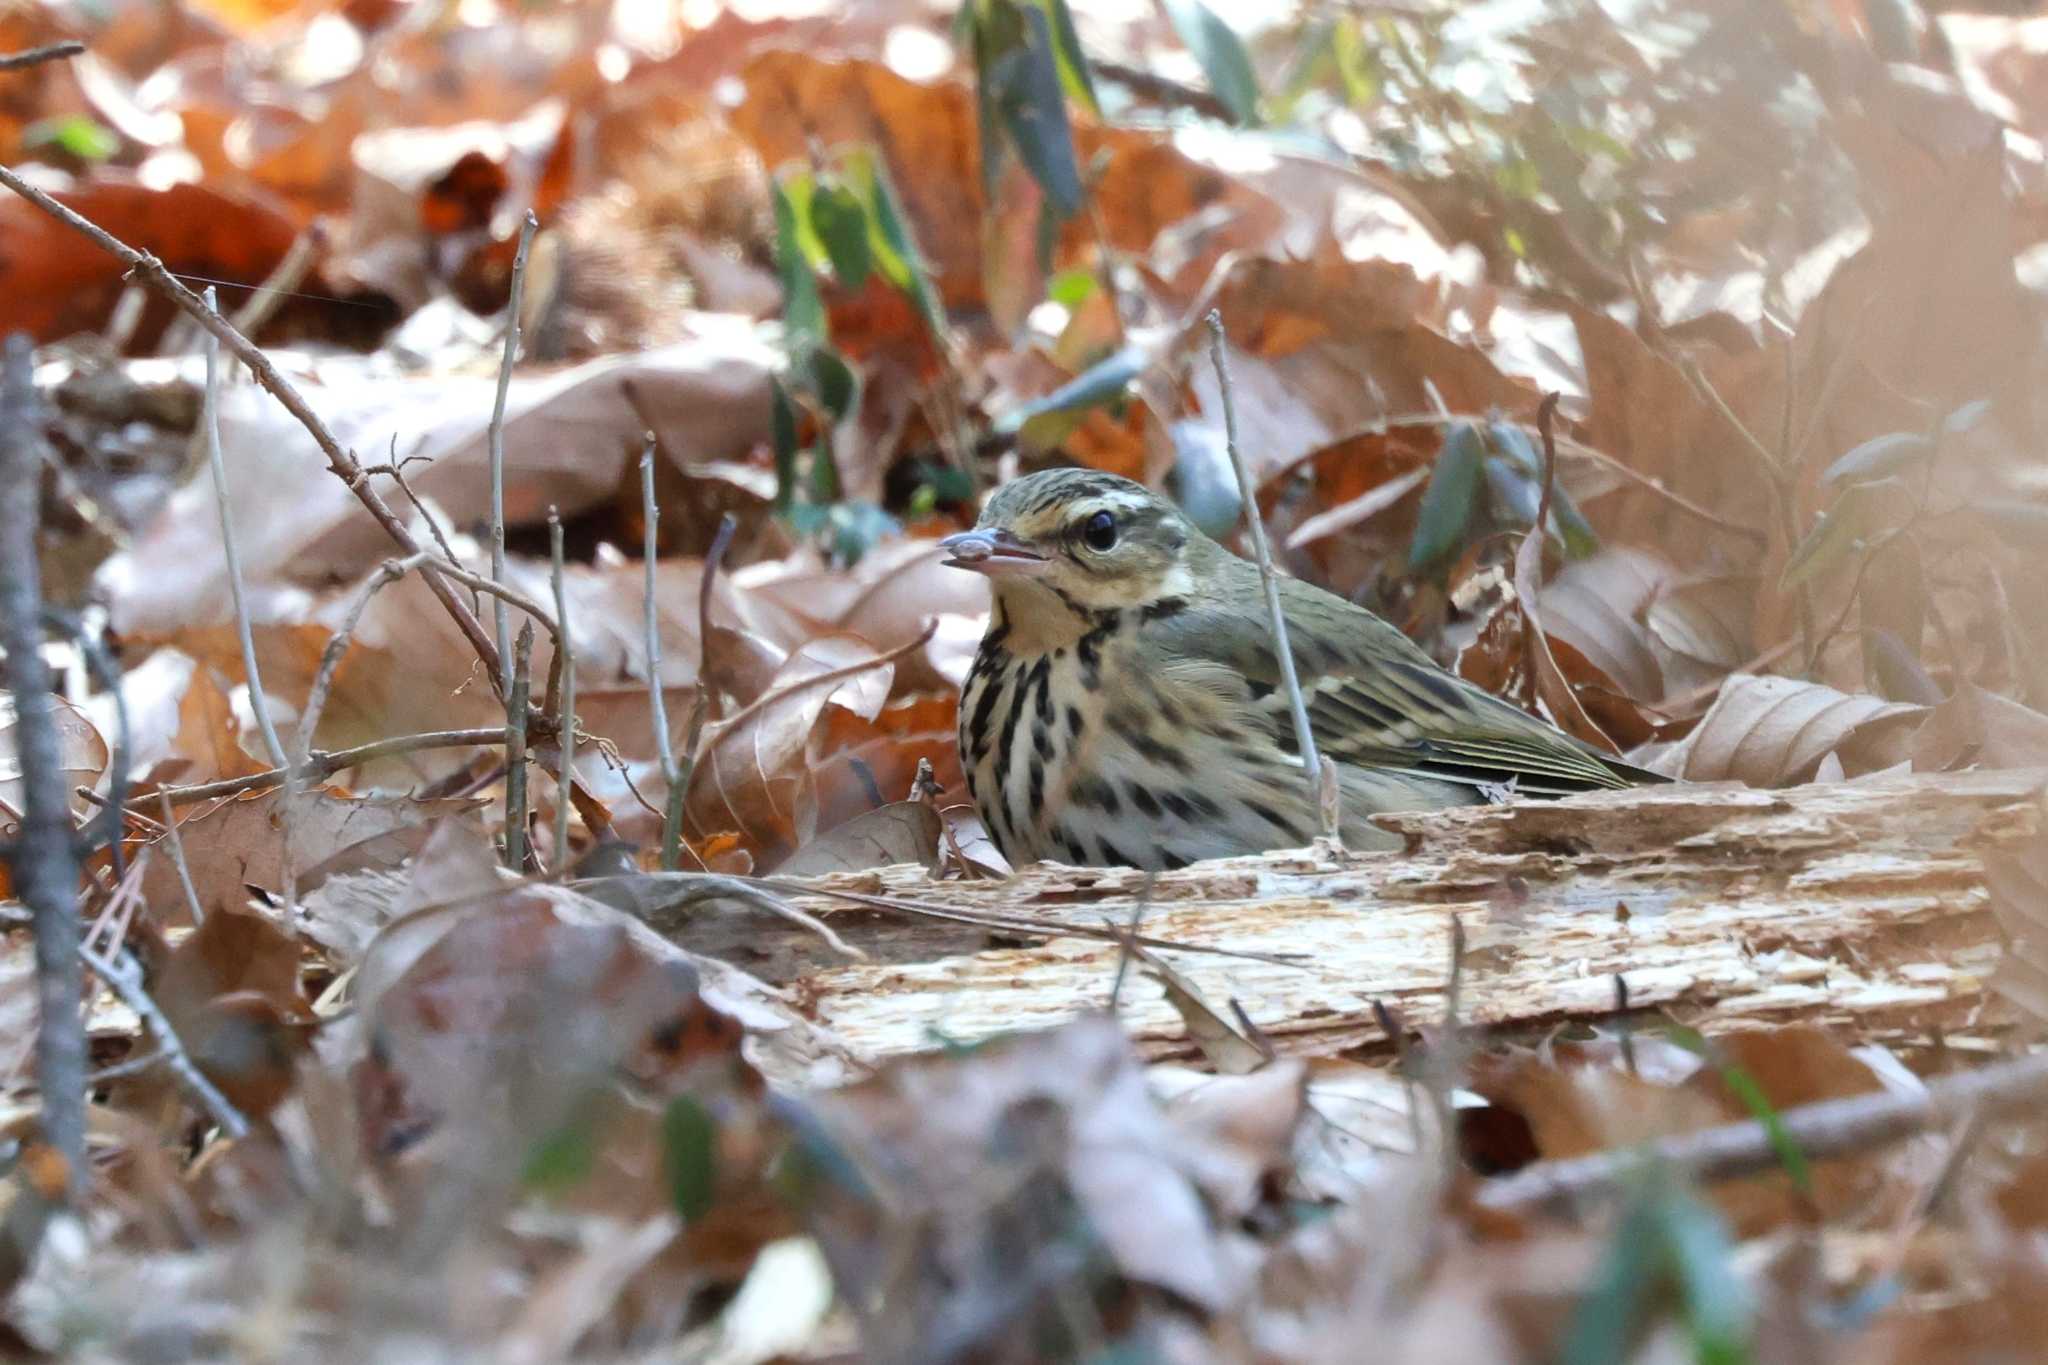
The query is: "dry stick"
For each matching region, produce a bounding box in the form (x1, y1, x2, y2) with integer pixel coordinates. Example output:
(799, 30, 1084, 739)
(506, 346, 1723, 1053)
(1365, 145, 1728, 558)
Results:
(0, 333, 87, 1195)
(705, 621, 937, 741)
(0, 40, 84, 70)
(76, 942, 247, 1140)
(423, 557, 562, 645)
(155, 788, 205, 928)
(1203, 311, 1335, 843)
(154, 728, 509, 806)
(639, 440, 686, 870)
(198, 287, 288, 772)
(488, 213, 541, 685)
(1479, 1049, 2048, 1215)
(0, 165, 505, 690)
(280, 552, 426, 914)
(548, 508, 577, 875)
(505, 622, 535, 872)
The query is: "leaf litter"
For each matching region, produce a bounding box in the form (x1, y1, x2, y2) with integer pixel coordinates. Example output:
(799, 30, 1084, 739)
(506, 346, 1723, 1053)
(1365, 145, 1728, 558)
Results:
(3, 0, 2048, 1359)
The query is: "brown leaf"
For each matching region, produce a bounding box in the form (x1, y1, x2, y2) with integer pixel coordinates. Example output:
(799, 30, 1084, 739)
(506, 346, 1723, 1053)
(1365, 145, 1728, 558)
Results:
(0, 179, 298, 347)
(138, 788, 479, 920)
(1653, 673, 1925, 785)
(150, 908, 317, 1119)
(686, 631, 904, 865)
(0, 693, 108, 819)
(776, 801, 940, 877)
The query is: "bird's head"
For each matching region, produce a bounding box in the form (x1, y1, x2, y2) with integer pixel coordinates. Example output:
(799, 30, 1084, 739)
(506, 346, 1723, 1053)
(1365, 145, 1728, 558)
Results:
(939, 469, 1198, 628)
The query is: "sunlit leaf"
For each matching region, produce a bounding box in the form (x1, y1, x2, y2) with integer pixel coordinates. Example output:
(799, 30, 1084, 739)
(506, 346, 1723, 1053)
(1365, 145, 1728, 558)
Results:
(1780, 481, 1893, 589)
(1038, 0, 1099, 112)
(1408, 421, 1486, 570)
(772, 182, 826, 347)
(25, 115, 119, 162)
(1164, 0, 1262, 125)
(810, 181, 872, 289)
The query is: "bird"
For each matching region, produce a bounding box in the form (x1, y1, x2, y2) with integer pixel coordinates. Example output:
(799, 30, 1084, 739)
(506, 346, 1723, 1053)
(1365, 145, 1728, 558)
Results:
(937, 467, 1660, 871)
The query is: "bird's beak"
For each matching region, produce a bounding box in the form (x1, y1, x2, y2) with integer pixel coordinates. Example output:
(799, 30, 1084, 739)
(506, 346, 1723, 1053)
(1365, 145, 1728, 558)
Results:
(938, 527, 1050, 577)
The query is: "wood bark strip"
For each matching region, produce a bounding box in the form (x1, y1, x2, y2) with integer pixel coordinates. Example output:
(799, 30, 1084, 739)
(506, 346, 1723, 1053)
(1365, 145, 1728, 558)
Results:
(754, 771, 2046, 1063)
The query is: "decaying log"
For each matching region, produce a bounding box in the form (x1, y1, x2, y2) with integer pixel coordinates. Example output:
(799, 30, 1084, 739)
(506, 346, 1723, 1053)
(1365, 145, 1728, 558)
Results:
(746, 770, 2045, 1064)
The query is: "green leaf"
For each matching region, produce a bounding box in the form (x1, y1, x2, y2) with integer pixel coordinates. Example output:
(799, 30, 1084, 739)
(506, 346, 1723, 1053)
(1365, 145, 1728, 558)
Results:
(809, 433, 841, 504)
(810, 180, 872, 289)
(844, 149, 946, 337)
(772, 183, 826, 347)
(1780, 481, 1889, 590)
(521, 1113, 597, 1192)
(1163, 0, 1261, 125)
(25, 115, 118, 163)
(1048, 267, 1099, 308)
(1655, 1189, 1755, 1365)
(802, 345, 859, 425)
(1711, 1064, 1813, 1195)
(994, 343, 1145, 435)
(770, 377, 800, 513)
(1820, 431, 1933, 488)
(990, 6, 1086, 217)
(1562, 1183, 1662, 1365)
(1038, 0, 1099, 112)
(662, 1096, 718, 1222)
(1483, 452, 1542, 527)
(1409, 422, 1486, 570)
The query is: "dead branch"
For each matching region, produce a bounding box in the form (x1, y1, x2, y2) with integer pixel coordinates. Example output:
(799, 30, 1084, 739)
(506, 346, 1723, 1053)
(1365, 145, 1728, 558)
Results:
(0, 333, 87, 1194)
(1478, 1048, 2048, 1215)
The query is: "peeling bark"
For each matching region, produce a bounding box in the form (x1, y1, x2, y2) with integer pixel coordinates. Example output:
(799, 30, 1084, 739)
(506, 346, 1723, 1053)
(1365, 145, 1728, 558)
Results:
(751, 771, 2046, 1063)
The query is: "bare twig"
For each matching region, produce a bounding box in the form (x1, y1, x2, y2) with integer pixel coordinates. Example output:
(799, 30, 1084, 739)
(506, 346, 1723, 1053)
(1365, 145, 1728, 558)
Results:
(1204, 311, 1334, 843)
(76, 943, 248, 1140)
(505, 621, 534, 872)
(1108, 871, 1157, 1012)
(0, 40, 84, 70)
(0, 333, 87, 1195)
(154, 727, 509, 806)
(638, 441, 685, 869)
(1478, 1049, 2048, 1215)
(281, 551, 425, 912)
(0, 164, 505, 688)
(488, 213, 540, 685)
(421, 557, 562, 645)
(198, 288, 287, 772)
(155, 789, 205, 927)
(760, 879, 1307, 967)
(548, 508, 577, 875)
(704, 621, 937, 742)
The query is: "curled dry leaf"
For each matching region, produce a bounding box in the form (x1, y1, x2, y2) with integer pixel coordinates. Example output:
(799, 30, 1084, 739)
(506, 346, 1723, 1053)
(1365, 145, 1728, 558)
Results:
(0, 692, 108, 817)
(775, 800, 940, 877)
(1645, 672, 1926, 786)
(685, 631, 903, 866)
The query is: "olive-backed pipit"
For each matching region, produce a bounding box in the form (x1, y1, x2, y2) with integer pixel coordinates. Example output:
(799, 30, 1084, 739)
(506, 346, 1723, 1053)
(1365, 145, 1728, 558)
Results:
(939, 468, 1657, 870)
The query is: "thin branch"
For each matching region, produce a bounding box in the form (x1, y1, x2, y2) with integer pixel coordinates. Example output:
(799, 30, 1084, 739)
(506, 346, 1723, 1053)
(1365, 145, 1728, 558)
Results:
(154, 728, 510, 806)
(505, 621, 534, 873)
(0, 164, 506, 688)
(76, 942, 248, 1140)
(281, 551, 425, 912)
(703, 620, 937, 743)
(1477, 1049, 2048, 1215)
(639, 440, 687, 870)
(198, 288, 287, 772)
(0, 40, 84, 70)
(0, 332, 87, 1196)
(548, 508, 577, 874)
(425, 556, 562, 645)
(488, 212, 540, 687)
(155, 789, 205, 927)
(1205, 311, 1334, 842)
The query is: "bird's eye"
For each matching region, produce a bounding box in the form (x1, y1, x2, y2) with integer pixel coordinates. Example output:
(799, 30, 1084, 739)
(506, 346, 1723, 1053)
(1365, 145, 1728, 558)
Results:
(1082, 510, 1118, 551)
